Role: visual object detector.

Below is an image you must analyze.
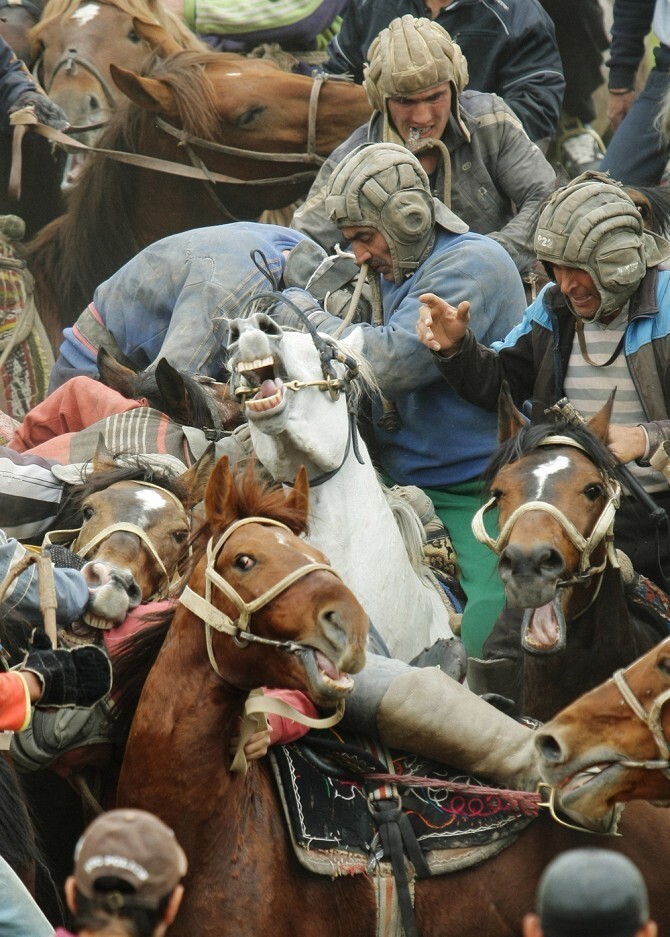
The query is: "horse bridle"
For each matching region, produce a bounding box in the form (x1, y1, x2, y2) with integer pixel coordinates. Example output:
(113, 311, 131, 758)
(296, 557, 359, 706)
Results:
(44, 481, 189, 601)
(610, 666, 670, 778)
(472, 435, 622, 583)
(33, 48, 118, 133)
(179, 516, 342, 670)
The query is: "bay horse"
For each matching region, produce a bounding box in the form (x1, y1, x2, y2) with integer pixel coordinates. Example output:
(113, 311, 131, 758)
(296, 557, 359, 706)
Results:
(115, 456, 670, 937)
(536, 636, 670, 819)
(29, 0, 204, 177)
(474, 388, 664, 722)
(18, 20, 371, 350)
(226, 314, 456, 663)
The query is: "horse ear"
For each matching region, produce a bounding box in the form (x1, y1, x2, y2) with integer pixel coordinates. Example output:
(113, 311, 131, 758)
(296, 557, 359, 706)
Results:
(131, 16, 183, 56)
(110, 64, 178, 116)
(155, 358, 189, 423)
(285, 466, 310, 523)
(204, 455, 237, 528)
(177, 443, 217, 510)
(91, 434, 117, 472)
(498, 381, 525, 442)
(97, 347, 139, 400)
(586, 389, 616, 443)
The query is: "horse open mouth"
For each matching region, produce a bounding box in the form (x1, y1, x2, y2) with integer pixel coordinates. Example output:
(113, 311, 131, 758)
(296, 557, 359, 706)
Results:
(554, 761, 624, 809)
(234, 355, 288, 418)
(299, 647, 354, 703)
(521, 595, 567, 654)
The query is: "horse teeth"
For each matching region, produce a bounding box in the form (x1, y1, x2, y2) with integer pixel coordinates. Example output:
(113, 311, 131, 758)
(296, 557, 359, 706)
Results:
(236, 355, 274, 373)
(246, 391, 282, 412)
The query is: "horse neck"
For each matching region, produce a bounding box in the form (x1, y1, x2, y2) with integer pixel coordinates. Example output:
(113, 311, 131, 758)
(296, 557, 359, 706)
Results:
(521, 564, 644, 721)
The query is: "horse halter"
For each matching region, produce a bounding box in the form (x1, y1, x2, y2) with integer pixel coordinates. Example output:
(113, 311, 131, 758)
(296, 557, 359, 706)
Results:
(471, 435, 621, 582)
(179, 516, 343, 672)
(45, 481, 189, 601)
(33, 48, 117, 132)
(611, 667, 670, 779)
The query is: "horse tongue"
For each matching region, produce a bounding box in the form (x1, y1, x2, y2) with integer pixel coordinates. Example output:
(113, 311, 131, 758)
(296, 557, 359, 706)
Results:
(256, 377, 283, 399)
(522, 600, 565, 652)
(315, 650, 342, 680)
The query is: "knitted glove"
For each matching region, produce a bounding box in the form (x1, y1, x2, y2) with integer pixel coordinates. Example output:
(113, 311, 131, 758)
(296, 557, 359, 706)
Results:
(10, 91, 69, 130)
(22, 630, 112, 708)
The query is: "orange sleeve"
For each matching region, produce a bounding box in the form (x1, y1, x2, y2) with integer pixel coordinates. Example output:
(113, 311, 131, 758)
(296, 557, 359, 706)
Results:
(0, 672, 31, 731)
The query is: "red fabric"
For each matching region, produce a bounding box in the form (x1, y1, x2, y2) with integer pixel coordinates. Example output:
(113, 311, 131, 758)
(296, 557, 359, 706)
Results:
(9, 376, 143, 459)
(264, 688, 318, 744)
(103, 598, 176, 658)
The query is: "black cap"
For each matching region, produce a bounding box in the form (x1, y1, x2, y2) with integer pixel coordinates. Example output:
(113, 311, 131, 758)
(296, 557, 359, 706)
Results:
(537, 849, 648, 937)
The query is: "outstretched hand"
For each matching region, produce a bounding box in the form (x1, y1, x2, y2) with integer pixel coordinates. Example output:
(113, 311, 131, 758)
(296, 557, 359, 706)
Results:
(416, 293, 470, 354)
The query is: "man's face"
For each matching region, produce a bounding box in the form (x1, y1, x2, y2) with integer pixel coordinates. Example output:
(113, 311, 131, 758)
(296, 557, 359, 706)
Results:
(386, 83, 452, 144)
(552, 265, 601, 318)
(341, 225, 394, 280)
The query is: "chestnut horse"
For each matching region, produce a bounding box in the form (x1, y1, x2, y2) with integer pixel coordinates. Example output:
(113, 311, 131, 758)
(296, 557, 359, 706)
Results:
(29, 0, 204, 172)
(536, 637, 670, 819)
(474, 389, 664, 722)
(18, 21, 371, 350)
(115, 458, 670, 936)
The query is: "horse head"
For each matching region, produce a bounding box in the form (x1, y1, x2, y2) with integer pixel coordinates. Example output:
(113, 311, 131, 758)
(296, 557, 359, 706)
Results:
(183, 456, 368, 705)
(68, 438, 214, 618)
(227, 314, 358, 484)
(476, 385, 620, 655)
(535, 636, 670, 818)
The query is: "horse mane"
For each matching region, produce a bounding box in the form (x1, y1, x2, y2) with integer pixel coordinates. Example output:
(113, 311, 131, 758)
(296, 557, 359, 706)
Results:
(482, 417, 617, 493)
(29, 0, 207, 56)
(21, 49, 228, 334)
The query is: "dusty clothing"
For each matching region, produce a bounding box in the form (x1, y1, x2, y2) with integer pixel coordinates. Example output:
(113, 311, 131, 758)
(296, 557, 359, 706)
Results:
(291, 91, 557, 274)
(323, 0, 564, 143)
(0, 38, 39, 134)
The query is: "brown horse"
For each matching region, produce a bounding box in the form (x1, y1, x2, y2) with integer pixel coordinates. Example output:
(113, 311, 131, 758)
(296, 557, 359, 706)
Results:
(475, 389, 664, 722)
(29, 0, 204, 163)
(115, 457, 670, 937)
(18, 22, 371, 350)
(536, 637, 670, 819)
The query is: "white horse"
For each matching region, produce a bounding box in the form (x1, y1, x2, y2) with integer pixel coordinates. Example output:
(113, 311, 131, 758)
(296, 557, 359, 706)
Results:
(227, 314, 454, 663)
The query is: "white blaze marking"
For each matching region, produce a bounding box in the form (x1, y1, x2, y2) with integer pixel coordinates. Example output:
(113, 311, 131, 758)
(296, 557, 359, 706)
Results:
(225, 71, 242, 77)
(133, 489, 168, 525)
(531, 454, 571, 499)
(72, 3, 101, 26)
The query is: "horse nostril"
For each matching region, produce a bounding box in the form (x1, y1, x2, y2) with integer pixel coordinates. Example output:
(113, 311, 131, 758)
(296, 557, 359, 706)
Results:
(537, 547, 564, 579)
(535, 732, 565, 764)
(498, 543, 564, 581)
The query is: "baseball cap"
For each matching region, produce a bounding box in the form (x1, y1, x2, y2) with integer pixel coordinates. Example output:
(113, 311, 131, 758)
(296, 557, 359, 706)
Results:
(73, 808, 188, 909)
(536, 849, 649, 937)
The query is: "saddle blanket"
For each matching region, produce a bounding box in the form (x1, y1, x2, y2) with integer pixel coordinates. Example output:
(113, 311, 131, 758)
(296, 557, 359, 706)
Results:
(270, 728, 535, 878)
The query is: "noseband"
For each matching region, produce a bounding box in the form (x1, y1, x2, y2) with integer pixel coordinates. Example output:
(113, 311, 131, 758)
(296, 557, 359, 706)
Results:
(472, 435, 621, 582)
(179, 516, 342, 673)
(611, 666, 670, 778)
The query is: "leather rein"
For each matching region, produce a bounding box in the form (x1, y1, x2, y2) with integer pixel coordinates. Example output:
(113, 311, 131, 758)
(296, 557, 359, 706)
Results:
(10, 71, 331, 214)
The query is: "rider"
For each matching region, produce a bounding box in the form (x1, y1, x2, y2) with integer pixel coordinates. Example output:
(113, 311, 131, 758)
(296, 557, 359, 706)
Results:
(274, 141, 526, 658)
(0, 33, 67, 132)
(416, 170, 670, 588)
(291, 15, 557, 278)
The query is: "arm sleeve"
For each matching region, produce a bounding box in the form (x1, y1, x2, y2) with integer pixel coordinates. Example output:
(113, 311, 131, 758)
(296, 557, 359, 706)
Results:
(264, 688, 319, 744)
(607, 0, 656, 90)
(0, 854, 52, 937)
(0, 39, 40, 130)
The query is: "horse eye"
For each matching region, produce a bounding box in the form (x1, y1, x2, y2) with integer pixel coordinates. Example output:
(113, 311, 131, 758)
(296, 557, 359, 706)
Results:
(82, 505, 95, 521)
(583, 483, 604, 502)
(658, 656, 670, 677)
(234, 554, 255, 571)
(172, 529, 189, 545)
(490, 488, 503, 501)
(127, 29, 141, 43)
(236, 106, 265, 129)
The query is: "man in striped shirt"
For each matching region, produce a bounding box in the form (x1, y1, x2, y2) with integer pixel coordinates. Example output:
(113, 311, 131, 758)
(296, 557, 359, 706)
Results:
(416, 170, 670, 591)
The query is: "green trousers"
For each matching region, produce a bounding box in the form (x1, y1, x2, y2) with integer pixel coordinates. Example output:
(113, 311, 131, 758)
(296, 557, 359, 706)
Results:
(423, 478, 504, 658)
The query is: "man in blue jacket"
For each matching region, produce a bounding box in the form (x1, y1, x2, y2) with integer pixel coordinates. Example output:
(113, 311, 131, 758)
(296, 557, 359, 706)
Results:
(274, 141, 526, 657)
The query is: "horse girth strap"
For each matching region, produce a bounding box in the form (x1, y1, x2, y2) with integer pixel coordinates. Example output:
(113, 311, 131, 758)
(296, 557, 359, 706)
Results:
(11, 116, 319, 190)
(229, 690, 345, 774)
(612, 668, 670, 778)
(471, 435, 621, 578)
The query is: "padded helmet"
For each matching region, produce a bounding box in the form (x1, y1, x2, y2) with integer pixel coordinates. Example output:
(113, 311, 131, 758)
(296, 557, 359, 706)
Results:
(325, 142, 468, 285)
(363, 15, 470, 144)
(535, 171, 670, 321)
